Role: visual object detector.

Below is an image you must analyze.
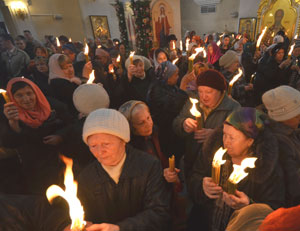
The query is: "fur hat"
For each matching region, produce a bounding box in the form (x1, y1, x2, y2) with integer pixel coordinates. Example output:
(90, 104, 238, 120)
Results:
(262, 85, 300, 121)
(82, 109, 130, 144)
(73, 83, 110, 116)
(219, 50, 239, 69)
(196, 69, 227, 91)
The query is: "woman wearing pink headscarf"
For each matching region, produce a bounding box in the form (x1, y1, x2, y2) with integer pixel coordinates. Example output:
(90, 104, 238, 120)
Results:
(207, 42, 223, 70)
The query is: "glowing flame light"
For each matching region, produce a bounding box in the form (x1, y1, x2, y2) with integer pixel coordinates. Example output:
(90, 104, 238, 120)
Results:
(172, 58, 179, 65)
(288, 43, 295, 57)
(256, 26, 267, 49)
(212, 147, 227, 168)
(84, 44, 89, 56)
(189, 47, 204, 61)
(46, 156, 86, 230)
(116, 55, 121, 63)
(172, 41, 176, 50)
(97, 45, 102, 49)
(186, 38, 190, 51)
(294, 34, 298, 40)
(56, 37, 60, 47)
(217, 40, 221, 46)
(229, 68, 243, 87)
(129, 51, 135, 58)
(87, 70, 95, 84)
(229, 157, 257, 184)
(180, 40, 183, 51)
(109, 66, 114, 74)
(189, 98, 201, 117)
(69, 38, 72, 42)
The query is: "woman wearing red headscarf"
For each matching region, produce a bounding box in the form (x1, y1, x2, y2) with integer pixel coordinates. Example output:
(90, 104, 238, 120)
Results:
(207, 42, 223, 70)
(2, 77, 72, 194)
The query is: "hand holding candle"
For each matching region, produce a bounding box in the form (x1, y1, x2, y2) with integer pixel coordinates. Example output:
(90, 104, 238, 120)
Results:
(189, 97, 203, 130)
(211, 147, 227, 185)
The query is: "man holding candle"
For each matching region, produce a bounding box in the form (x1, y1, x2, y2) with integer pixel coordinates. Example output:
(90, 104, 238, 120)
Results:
(63, 109, 170, 230)
(187, 108, 286, 231)
(173, 69, 240, 180)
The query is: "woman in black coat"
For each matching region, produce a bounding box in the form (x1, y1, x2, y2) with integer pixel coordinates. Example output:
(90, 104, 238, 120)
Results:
(147, 61, 188, 158)
(2, 77, 72, 194)
(187, 107, 299, 231)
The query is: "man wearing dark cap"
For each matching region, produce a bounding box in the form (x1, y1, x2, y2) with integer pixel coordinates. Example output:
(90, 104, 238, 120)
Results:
(173, 69, 240, 180)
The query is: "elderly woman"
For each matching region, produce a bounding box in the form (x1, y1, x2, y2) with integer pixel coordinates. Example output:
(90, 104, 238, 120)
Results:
(62, 108, 170, 230)
(219, 50, 253, 106)
(49, 54, 83, 116)
(173, 70, 240, 180)
(187, 108, 288, 231)
(2, 77, 72, 194)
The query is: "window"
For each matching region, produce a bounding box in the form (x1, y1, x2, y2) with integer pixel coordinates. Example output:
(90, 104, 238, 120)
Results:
(200, 4, 216, 13)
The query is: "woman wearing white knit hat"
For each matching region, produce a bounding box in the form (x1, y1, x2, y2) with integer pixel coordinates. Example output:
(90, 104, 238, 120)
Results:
(63, 108, 170, 231)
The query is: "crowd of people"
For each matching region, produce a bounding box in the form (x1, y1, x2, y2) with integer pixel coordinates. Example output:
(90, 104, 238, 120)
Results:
(0, 28, 300, 231)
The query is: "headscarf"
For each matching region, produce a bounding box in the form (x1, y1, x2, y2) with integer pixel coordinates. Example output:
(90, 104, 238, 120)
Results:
(125, 55, 152, 71)
(48, 54, 70, 83)
(225, 107, 265, 139)
(207, 42, 222, 65)
(6, 77, 51, 128)
(155, 61, 178, 83)
(153, 48, 169, 69)
(119, 100, 147, 123)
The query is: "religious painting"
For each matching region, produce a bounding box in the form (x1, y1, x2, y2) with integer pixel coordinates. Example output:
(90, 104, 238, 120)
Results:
(258, 0, 297, 46)
(124, 1, 137, 49)
(238, 18, 257, 41)
(89, 16, 111, 42)
(151, 0, 174, 48)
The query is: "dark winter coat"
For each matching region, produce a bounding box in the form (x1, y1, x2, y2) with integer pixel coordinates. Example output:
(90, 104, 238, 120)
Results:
(1, 97, 72, 194)
(77, 145, 171, 231)
(187, 126, 287, 231)
(173, 92, 240, 179)
(30, 69, 53, 97)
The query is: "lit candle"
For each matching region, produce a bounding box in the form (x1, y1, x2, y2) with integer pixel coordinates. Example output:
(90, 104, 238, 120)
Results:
(288, 43, 295, 59)
(46, 156, 86, 230)
(172, 41, 176, 50)
(172, 58, 179, 65)
(250, 73, 256, 84)
(180, 40, 183, 51)
(97, 45, 102, 49)
(0, 89, 10, 103)
(217, 40, 221, 46)
(211, 147, 227, 185)
(116, 54, 123, 72)
(169, 155, 175, 172)
(228, 68, 243, 96)
(129, 51, 135, 65)
(256, 26, 267, 51)
(84, 44, 89, 63)
(109, 65, 117, 81)
(186, 38, 190, 52)
(87, 70, 95, 84)
(227, 157, 257, 194)
(56, 37, 60, 47)
(69, 37, 72, 42)
(189, 97, 203, 130)
(188, 47, 204, 73)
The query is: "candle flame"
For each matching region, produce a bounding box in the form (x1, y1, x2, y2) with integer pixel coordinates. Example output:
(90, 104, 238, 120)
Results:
(97, 45, 102, 48)
(172, 58, 179, 65)
(109, 66, 114, 74)
(237, 34, 242, 40)
(189, 47, 204, 60)
(129, 51, 135, 58)
(46, 156, 86, 230)
(271, 32, 275, 37)
(229, 68, 243, 87)
(84, 44, 89, 56)
(212, 147, 227, 168)
(0, 89, 6, 94)
(189, 98, 201, 117)
(217, 40, 221, 46)
(69, 38, 72, 42)
(256, 26, 267, 48)
(56, 37, 60, 47)
(116, 55, 121, 63)
(295, 34, 298, 40)
(87, 70, 95, 84)
(202, 49, 207, 58)
(228, 157, 257, 184)
(172, 41, 176, 50)
(186, 38, 190, 51)
(288, 43, 295, 57)
(180, 40, 183, 51)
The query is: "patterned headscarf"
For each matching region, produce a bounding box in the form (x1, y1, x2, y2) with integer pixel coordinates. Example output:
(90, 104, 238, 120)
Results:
(155, 61, 178, 82)
(225, 107, 265, 139)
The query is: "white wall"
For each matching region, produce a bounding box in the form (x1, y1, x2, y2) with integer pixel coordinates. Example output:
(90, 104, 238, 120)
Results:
(238, 0, 261, 19)
(78, 0, 120, 40)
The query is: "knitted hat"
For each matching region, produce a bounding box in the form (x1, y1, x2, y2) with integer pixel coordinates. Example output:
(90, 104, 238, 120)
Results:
(125, 55, 152, 71)
(196, 69, 227, 91)
(273, 35, 284, 44)
(119, 100, 148, 122)
(219, 50, 239, 69)
(73, 83, 110, 116)
(262, 85, 300, 121)
(225, 107, 265, 139)
(82, 109, 130, 144)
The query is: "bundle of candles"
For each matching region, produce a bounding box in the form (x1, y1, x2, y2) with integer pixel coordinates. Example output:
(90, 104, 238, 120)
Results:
(189, 97, 203, 130)
(211, 147, 227, 185)
(228, 68, 243, 96)
(256, 26, 267, 51)
(46, 156, 86, 231)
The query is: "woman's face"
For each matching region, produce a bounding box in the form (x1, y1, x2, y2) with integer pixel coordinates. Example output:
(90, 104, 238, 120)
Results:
(208, 45, 213, 55)
(134, 61, 145, 78)
(36, 62, 49, 73)
(87, 133, 126, 166)
(35, 48, 47, 58)
(167, 69, 179, 86)
(223, 124, 254, 160)
(131, 107, 153, 137)
(223, 37, 230, 46)
(157, 52, 167, 64)
(228, 61, 240, 72)
(61, 63, 75, 78)
(13, 86, 37, 111)
(282, 114, 300, 129)
(119, 45, 126, 55)
(275, 49, 285, 63)
(198, 86, 222, 108)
